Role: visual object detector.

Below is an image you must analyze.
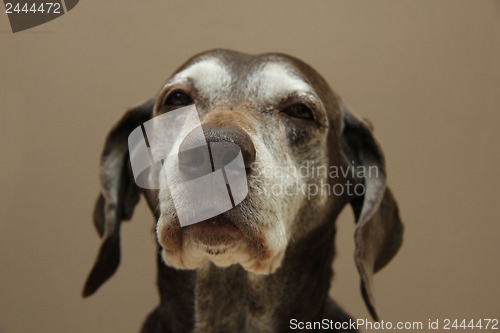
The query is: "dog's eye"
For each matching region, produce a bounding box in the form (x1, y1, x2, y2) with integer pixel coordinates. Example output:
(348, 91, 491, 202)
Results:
(282, 104, 314, 120)
(164, 91, 193, 106)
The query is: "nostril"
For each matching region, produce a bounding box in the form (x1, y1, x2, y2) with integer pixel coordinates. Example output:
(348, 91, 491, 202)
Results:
(179, 148, 205, 168)
(239, 140, 256, 170)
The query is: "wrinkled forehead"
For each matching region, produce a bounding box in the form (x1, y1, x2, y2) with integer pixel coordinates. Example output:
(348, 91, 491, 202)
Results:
(165, 55, 317, 106)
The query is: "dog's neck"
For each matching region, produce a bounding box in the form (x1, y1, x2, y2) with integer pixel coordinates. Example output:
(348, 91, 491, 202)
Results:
(148, 223, 337, 333)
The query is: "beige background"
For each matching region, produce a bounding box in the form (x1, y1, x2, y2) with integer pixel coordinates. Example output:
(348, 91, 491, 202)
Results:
(1, 1, 499, 332)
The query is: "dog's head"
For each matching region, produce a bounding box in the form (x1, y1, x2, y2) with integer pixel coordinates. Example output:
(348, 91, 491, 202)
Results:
(83, 49, 403, 320)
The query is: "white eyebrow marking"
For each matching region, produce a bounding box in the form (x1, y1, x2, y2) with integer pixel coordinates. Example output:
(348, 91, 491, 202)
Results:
(168, 58, 232, 103)
(247, 62, 313, 103)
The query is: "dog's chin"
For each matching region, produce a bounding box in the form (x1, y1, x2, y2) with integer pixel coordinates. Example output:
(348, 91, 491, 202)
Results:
(158, 215, 287, 274)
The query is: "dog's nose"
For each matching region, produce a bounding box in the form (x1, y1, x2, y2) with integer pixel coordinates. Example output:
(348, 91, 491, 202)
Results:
(178, 126, 256, 177)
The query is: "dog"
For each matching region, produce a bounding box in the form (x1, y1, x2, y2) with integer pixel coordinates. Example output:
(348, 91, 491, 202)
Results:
(82, 49, 403, 333)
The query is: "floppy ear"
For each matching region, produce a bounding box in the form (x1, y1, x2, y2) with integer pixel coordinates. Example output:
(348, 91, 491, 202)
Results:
(82, 98, 155, 297)
(340, 105, 403, 321)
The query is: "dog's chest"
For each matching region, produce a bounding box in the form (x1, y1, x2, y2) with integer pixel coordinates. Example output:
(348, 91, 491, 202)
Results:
(192, 265, 277, 333)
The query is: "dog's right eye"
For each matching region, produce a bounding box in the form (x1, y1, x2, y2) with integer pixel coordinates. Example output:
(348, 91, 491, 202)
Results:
(163, 91, 193, 107)
(282, 103, 314, 121)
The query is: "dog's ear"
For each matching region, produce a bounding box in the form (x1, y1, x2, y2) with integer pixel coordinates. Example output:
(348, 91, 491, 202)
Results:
(82, 98, 155, 297)
(340, 105, 403, 321)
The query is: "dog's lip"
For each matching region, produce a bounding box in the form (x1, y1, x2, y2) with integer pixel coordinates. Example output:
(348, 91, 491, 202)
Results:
(183, 215, 243, 246)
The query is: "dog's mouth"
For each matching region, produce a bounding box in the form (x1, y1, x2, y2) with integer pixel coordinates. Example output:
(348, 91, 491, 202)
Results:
(158, 202, 283, 273)
(182, 214, 243, 247)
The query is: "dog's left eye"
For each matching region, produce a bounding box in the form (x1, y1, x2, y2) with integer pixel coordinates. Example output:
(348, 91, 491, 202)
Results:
(282, 104, 314, 120)
(164, 91, 193, 106)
